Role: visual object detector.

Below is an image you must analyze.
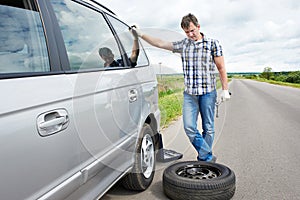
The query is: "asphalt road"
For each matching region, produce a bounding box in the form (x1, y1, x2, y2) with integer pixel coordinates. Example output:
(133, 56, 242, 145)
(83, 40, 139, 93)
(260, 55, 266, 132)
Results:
(102, 79, 300, 200)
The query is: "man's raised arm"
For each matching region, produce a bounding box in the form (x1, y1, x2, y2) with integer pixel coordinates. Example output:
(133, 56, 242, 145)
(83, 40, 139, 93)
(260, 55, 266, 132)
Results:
(133, 26, 174, 51)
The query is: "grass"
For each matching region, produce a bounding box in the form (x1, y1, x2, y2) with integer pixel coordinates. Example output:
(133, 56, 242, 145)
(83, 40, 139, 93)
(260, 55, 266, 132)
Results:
(255, 77, 300, 89)
(236, 75, 300, 89)
(157, 75, 184, 128)
(159, 92, 183, 128)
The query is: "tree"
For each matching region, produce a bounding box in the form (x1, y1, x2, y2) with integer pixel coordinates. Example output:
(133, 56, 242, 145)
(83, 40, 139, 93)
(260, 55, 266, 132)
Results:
(260, 67, 273, 80)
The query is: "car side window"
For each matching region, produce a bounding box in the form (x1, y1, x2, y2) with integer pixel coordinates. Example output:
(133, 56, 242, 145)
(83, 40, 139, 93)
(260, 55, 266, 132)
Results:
(50, 0, 123, 71)
(107, 15, 149, 67)
(0, 1, 50, 74)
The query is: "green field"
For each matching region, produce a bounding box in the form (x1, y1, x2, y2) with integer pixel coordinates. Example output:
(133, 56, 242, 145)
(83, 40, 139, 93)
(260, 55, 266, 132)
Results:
(157, 75, 184, 128)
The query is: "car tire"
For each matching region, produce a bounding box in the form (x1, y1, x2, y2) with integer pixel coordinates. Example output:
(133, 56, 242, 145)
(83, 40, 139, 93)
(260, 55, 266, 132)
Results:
(121, 124, 156, 191)
(163, 161, 236, 200)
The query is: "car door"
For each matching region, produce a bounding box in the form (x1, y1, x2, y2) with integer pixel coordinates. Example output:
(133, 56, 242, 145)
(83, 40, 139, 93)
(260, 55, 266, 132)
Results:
(0, 1, 84, 199)
(48, 0, 145, 184)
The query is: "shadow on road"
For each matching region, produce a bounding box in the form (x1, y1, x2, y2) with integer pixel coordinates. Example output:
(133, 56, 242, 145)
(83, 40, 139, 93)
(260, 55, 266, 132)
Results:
(101, 178, 168, 200)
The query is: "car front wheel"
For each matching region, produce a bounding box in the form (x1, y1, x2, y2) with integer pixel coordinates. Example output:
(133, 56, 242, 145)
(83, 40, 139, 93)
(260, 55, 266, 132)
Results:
(121, 124, 155, 190)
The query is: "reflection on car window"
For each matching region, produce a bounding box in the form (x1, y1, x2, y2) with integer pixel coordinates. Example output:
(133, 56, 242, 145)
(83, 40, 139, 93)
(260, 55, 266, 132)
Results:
(107, 16, 149, 67)
(0, 2, 50, 74)
(98, 47, 124, 67)
(50, 0, 122, 71)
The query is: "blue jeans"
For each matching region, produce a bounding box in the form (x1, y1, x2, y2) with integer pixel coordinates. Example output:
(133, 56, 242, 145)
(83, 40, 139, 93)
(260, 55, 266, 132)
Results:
(183, 90, 217, 161)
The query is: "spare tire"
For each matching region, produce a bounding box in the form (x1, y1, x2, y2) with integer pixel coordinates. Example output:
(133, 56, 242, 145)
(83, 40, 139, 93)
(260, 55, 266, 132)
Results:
(163, 161, 236, 200)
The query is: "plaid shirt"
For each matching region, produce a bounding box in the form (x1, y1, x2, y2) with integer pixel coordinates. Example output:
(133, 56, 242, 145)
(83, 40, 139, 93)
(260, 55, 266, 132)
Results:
(173, 33, 223, 95)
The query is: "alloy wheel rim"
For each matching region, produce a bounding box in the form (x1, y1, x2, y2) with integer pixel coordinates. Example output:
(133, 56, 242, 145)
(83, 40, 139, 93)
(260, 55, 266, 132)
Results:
(140, 134, 154, 178)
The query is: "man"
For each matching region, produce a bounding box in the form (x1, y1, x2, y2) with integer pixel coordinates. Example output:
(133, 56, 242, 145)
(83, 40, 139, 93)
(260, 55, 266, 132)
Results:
(133, 13, 230, 162)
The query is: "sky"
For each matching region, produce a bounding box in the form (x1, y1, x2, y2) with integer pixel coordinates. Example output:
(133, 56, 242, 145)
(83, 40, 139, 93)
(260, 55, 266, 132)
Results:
(98, 0, 300, 73)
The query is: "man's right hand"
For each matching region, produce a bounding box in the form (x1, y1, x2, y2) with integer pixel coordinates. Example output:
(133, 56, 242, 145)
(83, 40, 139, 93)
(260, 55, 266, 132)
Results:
(131, 25, 143, 37)
(221, 90, 231, 102)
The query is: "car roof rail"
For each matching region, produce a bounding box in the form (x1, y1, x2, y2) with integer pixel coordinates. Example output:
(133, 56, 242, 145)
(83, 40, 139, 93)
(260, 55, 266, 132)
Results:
(89, 0, 116, 15)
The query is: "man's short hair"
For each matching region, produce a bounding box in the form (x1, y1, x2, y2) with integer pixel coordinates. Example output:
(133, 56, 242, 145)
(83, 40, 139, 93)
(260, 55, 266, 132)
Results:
(98, 47, 114, 58)
(181, 13, 199, 29)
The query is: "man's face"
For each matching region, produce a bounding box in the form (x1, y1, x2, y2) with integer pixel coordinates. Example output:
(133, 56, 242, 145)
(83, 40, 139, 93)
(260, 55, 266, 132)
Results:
(183, 22, 201, 41)
(100, 55, 114, 64)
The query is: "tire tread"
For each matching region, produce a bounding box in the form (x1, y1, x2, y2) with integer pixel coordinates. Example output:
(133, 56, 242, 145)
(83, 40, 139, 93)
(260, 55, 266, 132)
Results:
(163, 161, 236, 200)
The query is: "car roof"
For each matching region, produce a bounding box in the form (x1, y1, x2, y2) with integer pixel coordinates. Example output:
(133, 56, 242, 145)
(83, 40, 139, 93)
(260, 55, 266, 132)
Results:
(83, 0, 116, 16)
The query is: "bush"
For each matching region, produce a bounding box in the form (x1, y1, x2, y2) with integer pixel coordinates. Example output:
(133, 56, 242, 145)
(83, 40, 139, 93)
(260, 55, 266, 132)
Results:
(159, 89, 175, 98)
(286, 71, 300, 83)
(274, 75, 287, 82)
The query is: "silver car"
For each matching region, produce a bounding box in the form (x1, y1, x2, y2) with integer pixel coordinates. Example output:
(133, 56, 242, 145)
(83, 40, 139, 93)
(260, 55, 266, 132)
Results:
(0, 0, 161, 199)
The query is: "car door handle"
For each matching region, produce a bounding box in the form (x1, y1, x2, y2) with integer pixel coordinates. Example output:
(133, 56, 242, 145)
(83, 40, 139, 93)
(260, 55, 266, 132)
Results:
(128, 89, 138, 102)
(39, 116, 67, 129)
(37, 109, 69, 137)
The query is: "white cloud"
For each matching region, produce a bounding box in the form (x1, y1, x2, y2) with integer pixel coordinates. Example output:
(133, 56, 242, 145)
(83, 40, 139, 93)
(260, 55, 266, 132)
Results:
(98, 0, 300, 72)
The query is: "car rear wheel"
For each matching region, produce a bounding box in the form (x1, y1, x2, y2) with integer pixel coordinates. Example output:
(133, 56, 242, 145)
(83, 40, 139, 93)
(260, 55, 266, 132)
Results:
(121, 124, 155, 190)
(163, 161, 236, 200)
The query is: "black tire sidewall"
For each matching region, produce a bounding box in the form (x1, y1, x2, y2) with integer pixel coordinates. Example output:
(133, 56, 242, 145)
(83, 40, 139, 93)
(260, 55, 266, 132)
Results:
(163, 161, 236, 200)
